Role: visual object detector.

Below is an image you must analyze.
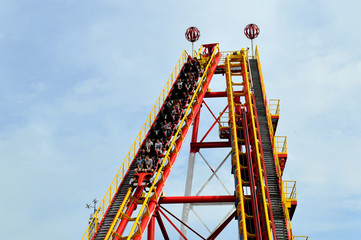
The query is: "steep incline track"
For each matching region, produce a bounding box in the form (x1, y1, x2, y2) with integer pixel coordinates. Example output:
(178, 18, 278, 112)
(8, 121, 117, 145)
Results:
(249, 59, 288, 240)
(84, 45, 221, 240)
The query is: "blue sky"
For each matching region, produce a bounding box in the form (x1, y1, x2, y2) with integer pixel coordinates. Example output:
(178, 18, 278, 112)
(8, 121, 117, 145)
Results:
(1, 0, 361, 239)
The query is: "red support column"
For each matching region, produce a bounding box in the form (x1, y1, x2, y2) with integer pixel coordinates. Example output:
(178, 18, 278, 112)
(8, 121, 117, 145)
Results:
(190, 110, 201, 153)
(155, 212, 170, 240)
(206, 210, 236, 240)
(158, 208, 188, 240)
(147, 214, 155, 240)
(113, 185, 147, 239)
(160, 195, 235, 204)
(204, 91, 243, 98)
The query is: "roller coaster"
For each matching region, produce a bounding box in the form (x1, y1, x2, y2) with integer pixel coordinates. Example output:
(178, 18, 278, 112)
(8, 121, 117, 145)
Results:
(80, 28, 308, 240)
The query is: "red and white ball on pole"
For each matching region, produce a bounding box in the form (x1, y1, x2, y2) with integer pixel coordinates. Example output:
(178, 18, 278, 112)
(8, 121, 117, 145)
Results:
(185, 27, 200, 58)
(244, 24, 260, 58)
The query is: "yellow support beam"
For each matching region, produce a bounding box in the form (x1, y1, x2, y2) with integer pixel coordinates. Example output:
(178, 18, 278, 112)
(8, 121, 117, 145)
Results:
(241, 48, 273, 240)
(225, 54, 248, 240)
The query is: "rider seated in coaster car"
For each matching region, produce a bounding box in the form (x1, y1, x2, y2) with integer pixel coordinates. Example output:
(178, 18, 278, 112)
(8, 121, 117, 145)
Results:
(154, 138, 163, 156)
(171, 105, 180, 121)
(144, 155, 153, 173)
(164, 100, 173, 115)
(145, 137, 153, 155)
(176, 78, 183, 92)
(162, 120, 172, 139)
(134, 156, 144, 174)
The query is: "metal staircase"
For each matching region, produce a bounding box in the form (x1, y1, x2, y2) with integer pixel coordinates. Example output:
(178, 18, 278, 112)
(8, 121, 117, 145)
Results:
(93, 167, 135, 239)
(249, 59, 288, 240)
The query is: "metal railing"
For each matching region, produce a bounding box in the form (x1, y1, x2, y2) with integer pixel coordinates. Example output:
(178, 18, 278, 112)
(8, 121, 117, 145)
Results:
(283, 181, 297, 201)
(275, 136, 287, 154)
(293, 237, 309, 240)
(219, 50, 250, 66)
(269, 99, 280, 116)
(218, 112, 229, 128)
(282, 180, 297, 240)
(219, 51, 239, 66)
(81, 50, 188, 240)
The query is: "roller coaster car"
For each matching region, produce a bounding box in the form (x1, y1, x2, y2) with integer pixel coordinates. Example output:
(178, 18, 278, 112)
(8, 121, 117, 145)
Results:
(199, 43, 219, 68)
(202, 43, 218, 56)
(131, 172, 154, 188)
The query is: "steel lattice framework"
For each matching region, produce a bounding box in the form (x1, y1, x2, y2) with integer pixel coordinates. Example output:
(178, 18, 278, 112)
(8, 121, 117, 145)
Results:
(81, 43, 308, 240)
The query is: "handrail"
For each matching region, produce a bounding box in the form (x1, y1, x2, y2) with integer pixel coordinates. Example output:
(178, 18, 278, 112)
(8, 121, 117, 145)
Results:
(218, 112, 229, 128)
(219, 49, 250, 66)
(293, 236, 309, 240)
(81, 50, 188, 240)
(269, 99, 280, 116)
(275, 136, 287, 154)
(124, 44, 220, 239)
(219, 50, 239, 66)
(283, 181, 297, 201)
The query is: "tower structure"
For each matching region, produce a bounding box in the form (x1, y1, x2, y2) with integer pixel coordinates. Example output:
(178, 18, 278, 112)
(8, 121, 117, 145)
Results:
(80, 34, 307, 240)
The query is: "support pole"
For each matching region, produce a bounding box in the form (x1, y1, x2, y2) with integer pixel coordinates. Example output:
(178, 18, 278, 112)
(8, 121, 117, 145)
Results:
(192, 42, 194, 58)
(148, 214, 155, 240)
(251, 39, 254, 58)
(206, 210, 237, 240)
(179, 151, 195, 239)
(180, 110, 201, 239)
(160, 195, 235, 204)
(156, 212, 170, 240)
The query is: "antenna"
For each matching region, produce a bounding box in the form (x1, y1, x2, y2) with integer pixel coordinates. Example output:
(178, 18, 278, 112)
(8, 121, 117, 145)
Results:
(85, 198, 98, 214)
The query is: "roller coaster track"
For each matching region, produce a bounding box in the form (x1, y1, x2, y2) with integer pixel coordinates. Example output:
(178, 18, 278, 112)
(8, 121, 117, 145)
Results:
(81, 44, 221, 240)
